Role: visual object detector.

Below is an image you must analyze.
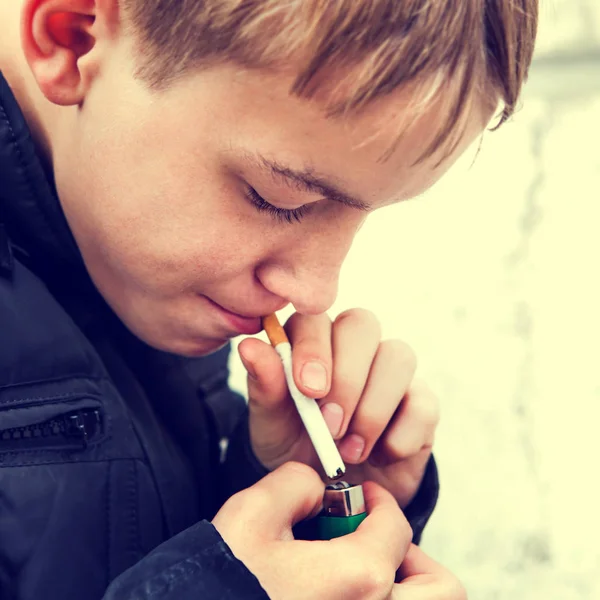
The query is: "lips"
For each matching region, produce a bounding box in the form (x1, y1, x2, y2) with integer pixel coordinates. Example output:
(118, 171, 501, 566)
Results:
(205, 297, 264, 335)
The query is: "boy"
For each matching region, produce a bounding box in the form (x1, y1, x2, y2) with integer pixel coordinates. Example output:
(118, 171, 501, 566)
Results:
(0, 1, 537, 598)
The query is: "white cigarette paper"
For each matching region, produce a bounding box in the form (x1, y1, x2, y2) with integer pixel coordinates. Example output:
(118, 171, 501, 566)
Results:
(275, 342, 346, 480)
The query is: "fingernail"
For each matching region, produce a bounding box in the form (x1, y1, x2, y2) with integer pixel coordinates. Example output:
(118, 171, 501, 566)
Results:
(301, 361, 327, 392)
(339, 434, 365, 464)
(321, 403, 344, 438)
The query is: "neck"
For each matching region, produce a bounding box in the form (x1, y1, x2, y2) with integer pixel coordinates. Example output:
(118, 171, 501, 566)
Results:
(0, 1, 56, 162)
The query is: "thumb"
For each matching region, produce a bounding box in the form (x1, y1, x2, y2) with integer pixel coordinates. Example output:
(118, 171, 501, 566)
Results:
(215, 462, 324, 539)
(238, 337, 304, 457)
(254, 462, 325, 533)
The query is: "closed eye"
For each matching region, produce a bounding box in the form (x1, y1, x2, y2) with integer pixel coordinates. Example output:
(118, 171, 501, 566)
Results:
(245, 186, 312, 224)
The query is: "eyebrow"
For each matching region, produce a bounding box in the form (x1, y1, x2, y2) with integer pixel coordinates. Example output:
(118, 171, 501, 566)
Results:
(247, 153, 372, 212)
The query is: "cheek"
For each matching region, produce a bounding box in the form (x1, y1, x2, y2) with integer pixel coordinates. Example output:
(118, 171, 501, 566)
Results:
(55, 88, 282, 297)
(56, 148, 265, 296)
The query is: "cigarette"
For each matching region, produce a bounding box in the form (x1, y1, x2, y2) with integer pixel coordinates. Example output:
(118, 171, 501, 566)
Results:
(262, 313, 346, 480)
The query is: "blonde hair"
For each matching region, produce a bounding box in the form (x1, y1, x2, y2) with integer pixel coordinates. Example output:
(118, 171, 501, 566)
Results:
(122, 0, 538, 161)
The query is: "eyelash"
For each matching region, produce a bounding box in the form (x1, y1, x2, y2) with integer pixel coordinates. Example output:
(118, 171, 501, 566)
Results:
(245, 187, 311, 224)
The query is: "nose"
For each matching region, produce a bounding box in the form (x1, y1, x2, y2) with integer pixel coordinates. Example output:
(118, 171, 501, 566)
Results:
(257, 262, 340, 315)
(256, 219, 358, 315)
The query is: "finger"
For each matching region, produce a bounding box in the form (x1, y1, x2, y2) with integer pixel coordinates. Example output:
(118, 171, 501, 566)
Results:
(285, 312, 333, 398)
(346, 481, 412, 569)
(397, 544, 449, 580)
(217, 462, 325, 539)
(340, 339, 417, 464)
(392, 578, 467, 600)
(371, 378, 439, 464)
(326, 309, 381, 440)
(392, 545, 467, 599)
(238, 337, 303, 450)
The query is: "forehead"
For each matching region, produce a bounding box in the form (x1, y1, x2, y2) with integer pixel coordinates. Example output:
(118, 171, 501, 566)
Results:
(165, 63, 492, 207)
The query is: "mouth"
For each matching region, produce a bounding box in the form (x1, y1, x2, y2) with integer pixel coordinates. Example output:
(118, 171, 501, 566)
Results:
(204, 297, 264, 335)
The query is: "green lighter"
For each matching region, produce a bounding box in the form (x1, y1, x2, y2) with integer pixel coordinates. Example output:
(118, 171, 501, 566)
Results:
(318, 481, 367, 540)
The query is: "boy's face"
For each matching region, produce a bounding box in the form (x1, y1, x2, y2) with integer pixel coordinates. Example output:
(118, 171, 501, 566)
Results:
(52, 52, 487, 356)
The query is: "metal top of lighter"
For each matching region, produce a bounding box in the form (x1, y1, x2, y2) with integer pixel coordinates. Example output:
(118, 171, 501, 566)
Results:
(318, 482, 367, 540)
(322, 481, 366, 517)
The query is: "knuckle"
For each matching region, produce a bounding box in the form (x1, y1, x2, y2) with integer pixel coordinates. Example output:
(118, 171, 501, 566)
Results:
(358, 558, 395, 598)
(412, 390, 441, 429)
(389, 505, 413, 540)
(241, 485, 273, 515)
(335, 308, 381, 336)
(380, 339, 417, 373)
(222, 488, 249, 514)
(401, 518, 414, 542)
(353, 411, 383, 439)
(378, 435, 401, 461)
(384, 437, 420, 463)
(216, 489, 260, 538)
(331, 376, 364, 405)
(386, 501, 412, 539)
(451, 578, 469, 600)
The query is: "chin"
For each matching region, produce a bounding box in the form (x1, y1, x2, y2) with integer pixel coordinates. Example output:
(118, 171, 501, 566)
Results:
(177, 339, 230, 358)
(129, 322, 230, 357)
(160, 336, 230, 358)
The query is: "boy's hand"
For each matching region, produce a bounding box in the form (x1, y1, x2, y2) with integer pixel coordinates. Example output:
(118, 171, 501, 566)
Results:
(213, 463, 465, 599)
(238, 309, 439, 508)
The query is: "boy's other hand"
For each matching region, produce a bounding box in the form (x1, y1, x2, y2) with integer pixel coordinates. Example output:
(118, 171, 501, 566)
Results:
(238, 309, 439, 508)
(212, 462, 465, 599)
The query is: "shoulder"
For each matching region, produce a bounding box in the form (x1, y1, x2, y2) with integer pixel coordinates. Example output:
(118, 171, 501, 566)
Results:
(0, 257, 105, 389)
(0, 257, 145, 468)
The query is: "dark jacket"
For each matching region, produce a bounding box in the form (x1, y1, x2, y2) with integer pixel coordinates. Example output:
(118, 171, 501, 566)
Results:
(0, 71, 439, 600)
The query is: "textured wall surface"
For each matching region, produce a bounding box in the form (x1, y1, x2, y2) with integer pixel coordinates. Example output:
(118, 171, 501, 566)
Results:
(229, 2, 600, 597)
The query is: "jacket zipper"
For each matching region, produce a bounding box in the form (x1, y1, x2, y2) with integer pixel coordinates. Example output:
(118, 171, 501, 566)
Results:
(0, 408, 103, 451)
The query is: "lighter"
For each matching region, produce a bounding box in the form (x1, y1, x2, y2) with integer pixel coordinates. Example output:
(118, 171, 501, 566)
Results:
(318, 481, 367, 540)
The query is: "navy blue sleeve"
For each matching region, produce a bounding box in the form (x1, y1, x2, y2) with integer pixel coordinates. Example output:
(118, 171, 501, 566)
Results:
(403, 454, 439, 545)
(103, 521, 268, 600)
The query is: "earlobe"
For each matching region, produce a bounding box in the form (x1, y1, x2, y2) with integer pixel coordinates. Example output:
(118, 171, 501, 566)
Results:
(21, 0, 99, 106)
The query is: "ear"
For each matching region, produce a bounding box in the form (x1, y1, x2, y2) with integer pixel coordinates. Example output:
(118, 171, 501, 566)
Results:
(21, 0, 120, 106)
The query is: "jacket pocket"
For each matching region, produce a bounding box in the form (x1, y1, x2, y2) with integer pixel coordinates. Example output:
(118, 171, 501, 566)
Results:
(0, 397, 103, 452)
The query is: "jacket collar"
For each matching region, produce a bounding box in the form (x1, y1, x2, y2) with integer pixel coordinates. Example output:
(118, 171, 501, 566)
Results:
(0, 70, 84, 275)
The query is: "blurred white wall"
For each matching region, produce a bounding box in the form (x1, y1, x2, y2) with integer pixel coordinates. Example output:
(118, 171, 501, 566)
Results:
(230, 2, 600, 597)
